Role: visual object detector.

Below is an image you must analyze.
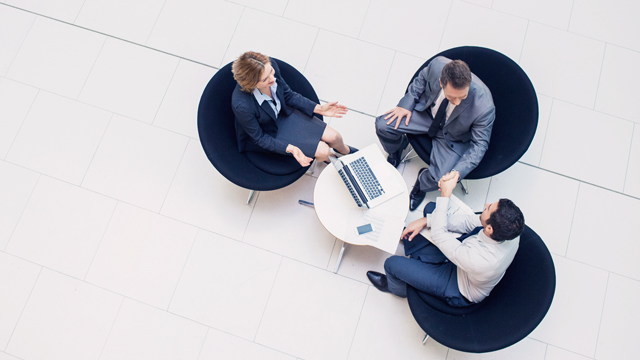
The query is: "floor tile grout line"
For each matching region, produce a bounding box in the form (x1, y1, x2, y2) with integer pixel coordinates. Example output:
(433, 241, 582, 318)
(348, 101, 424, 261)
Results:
(324, 238, 339, 270)
(545, 96, 639, 127)
(539, 343, 598, 360)
(81, 200, 120, 281)
(345, 286, 370, 359)
(96, 296, 125, 360)
(3, 83, 39, 163)
(537, 98, 555, 168)
(484, 6, 640, 56)
(562, 181, 581, 258)
(3, 266, 43, 353)
(219, 6, 246, 69)
(252, 256, 284, 343)
(221, 0, 285, 17)
(165, 228, 200, 312)
(4, 213, 640, 356)
(14, 227, 638, 314)
(5, 162, 190, 219)
(0, 3, 223, 71)
(483, 176, 492, 205)
(516, 160, 640, 202)
(1, 250, 299, 358)
(2, 7, 36, 77)
(436, 1, 455, 53)
(591, 42, 608, 110)
(2, 172, 42, 253)
(7, 4, 640, 127)
(282, 0, 291, 17)
(79, 113, 113, 188)
(373, 50, 397, 115)
(1, 351, 26, 360)
(194, 327, 210, 360)
(158, 136, 190, 214)
(517, 20, 530, 63)
(143, 0, 168, 46)
(150, 58, 180, 127)
(557, 250, 640, 285)
(566, 0, 576, 32)
(355, 0, 372, 39)
(239, 190, 261, 243)
(301, 28, 321, 74)
(72, 0, 88, 24)
(76, 35, 108, 101)
(5, 145, 640, 273)
(621, 123, 636, 194)
(592, 272, 611, 358)
(0, 75, 207, 137)
(5, 2, 640, 70)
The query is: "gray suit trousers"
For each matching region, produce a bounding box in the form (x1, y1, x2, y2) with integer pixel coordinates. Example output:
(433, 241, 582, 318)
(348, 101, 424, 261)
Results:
(375, 110, 461, 192)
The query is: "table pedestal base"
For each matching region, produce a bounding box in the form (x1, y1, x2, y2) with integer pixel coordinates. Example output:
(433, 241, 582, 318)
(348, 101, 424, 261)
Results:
(334, 242, 347, 273)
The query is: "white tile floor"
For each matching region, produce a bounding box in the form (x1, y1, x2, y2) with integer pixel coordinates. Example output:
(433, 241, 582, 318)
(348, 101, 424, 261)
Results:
(0, 1, 639, 359)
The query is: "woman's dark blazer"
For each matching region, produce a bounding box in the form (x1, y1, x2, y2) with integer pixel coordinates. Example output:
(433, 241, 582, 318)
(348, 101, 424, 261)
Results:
(231, 58, 317, 155)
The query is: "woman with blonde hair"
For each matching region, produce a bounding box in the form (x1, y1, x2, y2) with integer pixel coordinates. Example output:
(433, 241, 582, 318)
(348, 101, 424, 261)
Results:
(231, 51, 356, 167)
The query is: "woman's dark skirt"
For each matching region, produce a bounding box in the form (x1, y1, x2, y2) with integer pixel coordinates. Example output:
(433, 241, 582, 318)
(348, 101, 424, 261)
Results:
(275, 110, 326, 158)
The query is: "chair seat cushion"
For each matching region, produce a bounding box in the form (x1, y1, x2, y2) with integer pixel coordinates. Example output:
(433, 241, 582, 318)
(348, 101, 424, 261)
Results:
(416, 290, 484, 316)
(244, 151, 304, 175)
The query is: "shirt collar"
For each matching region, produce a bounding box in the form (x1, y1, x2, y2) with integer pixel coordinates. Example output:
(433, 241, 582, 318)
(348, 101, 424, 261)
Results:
(477, 229, 518, 245)
(477, 229, 502, 245)
(252, 79, 278, 105)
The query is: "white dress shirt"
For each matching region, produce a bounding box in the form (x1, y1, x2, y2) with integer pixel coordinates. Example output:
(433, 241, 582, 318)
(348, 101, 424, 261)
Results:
(252, 79, 281, 117)
(424, 197, 520, 303)
(430, 89, 456, 123)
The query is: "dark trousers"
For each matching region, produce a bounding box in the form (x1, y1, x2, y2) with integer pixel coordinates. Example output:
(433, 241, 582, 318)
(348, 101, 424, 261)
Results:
(384, 234, 471, 307)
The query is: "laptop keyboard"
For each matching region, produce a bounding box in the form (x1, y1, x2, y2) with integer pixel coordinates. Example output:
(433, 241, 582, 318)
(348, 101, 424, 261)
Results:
(338, 169, 363, 206)
(350, 158, 385, 200)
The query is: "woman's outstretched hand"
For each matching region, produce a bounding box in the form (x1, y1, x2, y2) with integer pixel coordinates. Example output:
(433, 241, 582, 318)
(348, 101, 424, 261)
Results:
(286, 144, 313, 167)
(314, 102, 348, 118)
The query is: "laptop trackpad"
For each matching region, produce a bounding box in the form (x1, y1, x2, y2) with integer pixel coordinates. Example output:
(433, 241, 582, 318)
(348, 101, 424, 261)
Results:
(373, 162, 403, 195)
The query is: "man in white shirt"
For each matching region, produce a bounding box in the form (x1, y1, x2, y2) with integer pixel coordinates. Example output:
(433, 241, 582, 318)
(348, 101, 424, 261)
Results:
(366, 171, 524, 307)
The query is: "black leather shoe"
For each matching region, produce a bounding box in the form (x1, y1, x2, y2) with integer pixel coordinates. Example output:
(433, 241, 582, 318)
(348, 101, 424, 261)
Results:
(386, 147, 403, 168)
(366, 271, 390, 293)
(386, 137, 408, 168)
(409, 168, 427, 211)
(334, 145, 359, 156)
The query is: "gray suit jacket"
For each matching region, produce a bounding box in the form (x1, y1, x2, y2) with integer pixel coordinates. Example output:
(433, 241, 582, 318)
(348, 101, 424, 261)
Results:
(398, 56, 495, 179)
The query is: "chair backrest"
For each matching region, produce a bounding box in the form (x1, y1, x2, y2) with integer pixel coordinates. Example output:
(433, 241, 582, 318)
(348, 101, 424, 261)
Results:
(407, 225, 555, 353)
(197, 59, 321, 190)
(407, 46, 539, 179)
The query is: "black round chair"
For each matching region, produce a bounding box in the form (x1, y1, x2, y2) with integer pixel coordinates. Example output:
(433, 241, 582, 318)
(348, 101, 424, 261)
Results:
(197, 58, 323, 192)
(407, 225, 556, 353)
(405, 46, 538, 180)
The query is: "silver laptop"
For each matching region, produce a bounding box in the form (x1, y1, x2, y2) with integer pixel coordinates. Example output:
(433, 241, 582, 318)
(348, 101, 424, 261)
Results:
(329, 144, 404, 209)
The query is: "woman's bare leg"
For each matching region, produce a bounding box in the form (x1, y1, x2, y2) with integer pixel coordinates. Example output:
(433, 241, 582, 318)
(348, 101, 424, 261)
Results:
(321, 126, 350, 154)
(314, 141, 332, 163)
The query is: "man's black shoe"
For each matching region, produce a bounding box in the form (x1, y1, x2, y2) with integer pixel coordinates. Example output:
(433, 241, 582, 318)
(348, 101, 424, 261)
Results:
(409, 168, 427, 211)
(366, 271, 390, 293)
(386, 147, 403, 168)
(386, 137, 408, 168)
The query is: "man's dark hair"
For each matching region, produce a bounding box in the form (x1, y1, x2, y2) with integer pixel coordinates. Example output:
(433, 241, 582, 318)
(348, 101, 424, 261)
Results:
(487, 199, 525, 241)
(440, 60, 472, 89)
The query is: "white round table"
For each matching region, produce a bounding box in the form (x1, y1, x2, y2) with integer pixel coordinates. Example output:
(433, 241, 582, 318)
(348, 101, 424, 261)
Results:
(313, 162, 409, 272)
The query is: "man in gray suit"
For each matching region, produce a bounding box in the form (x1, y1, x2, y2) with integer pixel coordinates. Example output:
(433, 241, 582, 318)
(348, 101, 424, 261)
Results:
(375, 57, 495, 211)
